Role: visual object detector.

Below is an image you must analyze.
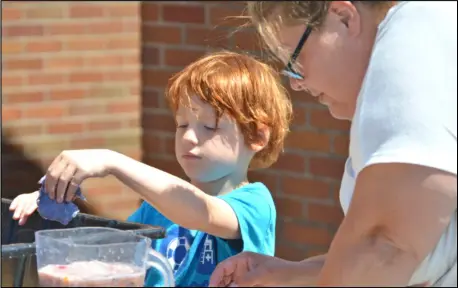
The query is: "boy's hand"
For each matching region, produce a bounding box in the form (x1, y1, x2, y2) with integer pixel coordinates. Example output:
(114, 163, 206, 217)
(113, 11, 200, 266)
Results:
(45, 149, 115, 203)
(9, 191, 39, 226)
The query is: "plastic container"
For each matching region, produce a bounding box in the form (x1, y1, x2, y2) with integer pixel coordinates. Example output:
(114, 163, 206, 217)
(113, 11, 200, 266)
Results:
(1, 198, 165, 287)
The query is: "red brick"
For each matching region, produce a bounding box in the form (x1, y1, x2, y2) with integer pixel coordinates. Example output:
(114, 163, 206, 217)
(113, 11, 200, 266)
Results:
(127, 118, 140, 128)
(49, 89, 86, 101)
(292, 106, 306, 126)
(142, 47, 159, 65)
(87, 120, 123, 131)
(142, 134, 163, 155)
(2, 107, 22, 122)
(271, 153, 306, 173)
(87, 55, 124, 67)
(70, 5, 105, 18)
(28, 73, 64, 86)
(4, 91, 44, 104)
(275, 243, 308, 261)
(233, 30, 261, 51)
(106, 4, 139, 18)
(164, 49, 206, 67)
(46, 23, 86, 36)
(45, 57, 84, 70)
(86, 21, 124, 35)
(209, 6, 247, 27)
(25, 106, 66, 119)
(309, 157, 346, 179)
(123, 21, 140, 33)
(162, 4, 205, 24)
(107, 37, 139, 50)
(4, 59, 42, 71)
(333, 134, 349, 157)
(288, 88, 316, 104)
(105, 71, 139, 82)
(68, 103, 105, 116)
(248, 171, 278, 194)
(307, 247, 329, 258)
(143, 113, 176, 132)
(69, 72, 104, 83)
(4, 25, 43, 37)
(25, 6, 64, 19)
(107, 100, 139, 113)
(2, 75, 23, 87)
(163, 136, 176, 156)
(2, 7, 22, 21)
(281, 176, 330, 199)
(70, 137, 106, 149)
(285, 130, 331, 152)
(283, 222, 333, 246)
(307, 203, 344, 226)
(274, 197, 304, 218)
(47, 123, 84, 134)
(143, 25, 182, 44)
(185, 27, 229, 48)
(143, 69, 178, 88)
(25, 40, 62, 53)
(3, 123, 43, 136)
(2, 40, 23, 54)
(142, 90, 160, 108)
(66, 38, 107, 51)
(310, 109, 351, 131)
(123, 54, 139, 66)
(141, 3, 159, 22)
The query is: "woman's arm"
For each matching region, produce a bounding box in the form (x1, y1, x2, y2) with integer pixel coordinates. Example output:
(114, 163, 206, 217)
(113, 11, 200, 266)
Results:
(108, 151, 241, 239)
(316, 163, 456, 286)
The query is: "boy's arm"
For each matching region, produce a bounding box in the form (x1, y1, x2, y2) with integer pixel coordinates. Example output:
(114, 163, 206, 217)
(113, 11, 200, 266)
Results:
(108, 151, 241, 240)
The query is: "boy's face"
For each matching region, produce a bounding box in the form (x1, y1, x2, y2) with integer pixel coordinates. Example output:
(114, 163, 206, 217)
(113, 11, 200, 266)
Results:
(174, 96, 253, 183)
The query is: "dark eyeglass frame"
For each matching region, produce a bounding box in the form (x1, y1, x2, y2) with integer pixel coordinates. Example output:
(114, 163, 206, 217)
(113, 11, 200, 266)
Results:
(281, 25, 313, 80)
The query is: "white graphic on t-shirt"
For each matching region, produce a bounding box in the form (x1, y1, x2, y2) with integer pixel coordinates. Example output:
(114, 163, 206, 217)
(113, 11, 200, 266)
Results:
(200, 235, 214, 265)
(166, 236, 191, 271)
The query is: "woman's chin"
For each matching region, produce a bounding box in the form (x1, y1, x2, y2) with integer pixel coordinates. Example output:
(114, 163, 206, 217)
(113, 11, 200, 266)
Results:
(327, 104, 353, 121)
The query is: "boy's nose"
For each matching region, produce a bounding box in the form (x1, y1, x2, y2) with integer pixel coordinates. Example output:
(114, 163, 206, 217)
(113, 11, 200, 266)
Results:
(183, 128, 199, 145)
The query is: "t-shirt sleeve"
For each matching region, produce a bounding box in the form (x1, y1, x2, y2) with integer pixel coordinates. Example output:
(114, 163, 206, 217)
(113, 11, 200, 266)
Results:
(354, 2, 457, 175)
(126, 201, 146, 223)
(218, 183, 276, 255)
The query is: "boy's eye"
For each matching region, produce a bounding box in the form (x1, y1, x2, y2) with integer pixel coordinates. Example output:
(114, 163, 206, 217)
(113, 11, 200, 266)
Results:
(176, 124, 188, 129)
(204, 126, 218, 131)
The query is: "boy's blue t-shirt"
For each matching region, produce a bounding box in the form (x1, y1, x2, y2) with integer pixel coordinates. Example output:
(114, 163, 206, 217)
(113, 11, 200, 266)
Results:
(127, 182, 276, 287)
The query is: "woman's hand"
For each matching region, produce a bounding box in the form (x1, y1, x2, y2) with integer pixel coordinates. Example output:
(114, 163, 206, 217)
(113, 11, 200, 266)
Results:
(209, 251, 430, 287)
(44, 149, 115, 203)
(209, 252, 303, 287)
(9, 191, 39, 225)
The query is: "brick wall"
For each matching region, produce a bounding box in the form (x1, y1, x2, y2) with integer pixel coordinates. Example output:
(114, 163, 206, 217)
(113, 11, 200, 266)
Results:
(2, 1, 349, 260)
(1, 1, 143, 220)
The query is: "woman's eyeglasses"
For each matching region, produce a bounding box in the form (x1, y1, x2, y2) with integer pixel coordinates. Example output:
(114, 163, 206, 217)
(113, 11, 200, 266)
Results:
(281, 25, 313, 80)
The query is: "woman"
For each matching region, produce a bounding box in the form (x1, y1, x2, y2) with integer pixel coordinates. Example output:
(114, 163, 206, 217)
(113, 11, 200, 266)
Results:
(210, 1, 456, 287)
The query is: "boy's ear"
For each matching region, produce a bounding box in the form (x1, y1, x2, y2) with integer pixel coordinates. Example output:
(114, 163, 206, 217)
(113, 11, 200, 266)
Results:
(250, 124, 271, 153)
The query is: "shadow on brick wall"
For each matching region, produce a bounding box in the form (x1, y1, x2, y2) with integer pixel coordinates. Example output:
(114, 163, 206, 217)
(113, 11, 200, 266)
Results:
(1, 134, 44, 200)
(1, 134, 101, 215)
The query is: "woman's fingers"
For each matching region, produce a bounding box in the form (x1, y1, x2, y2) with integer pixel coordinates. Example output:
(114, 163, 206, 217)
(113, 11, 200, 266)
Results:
(12, 203, 23, 220)
(9, 197, 18, 211)
(64, 169, 84, 203)
(46, 155, 67, 200)
(55, 164, 77, 203)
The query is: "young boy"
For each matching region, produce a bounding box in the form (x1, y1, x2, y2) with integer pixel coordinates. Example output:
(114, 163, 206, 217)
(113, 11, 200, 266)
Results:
(9, 51, 293, 287)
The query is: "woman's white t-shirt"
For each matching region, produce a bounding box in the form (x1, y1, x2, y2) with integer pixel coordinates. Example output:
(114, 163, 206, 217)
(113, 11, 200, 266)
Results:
(339, 1, 457, 286)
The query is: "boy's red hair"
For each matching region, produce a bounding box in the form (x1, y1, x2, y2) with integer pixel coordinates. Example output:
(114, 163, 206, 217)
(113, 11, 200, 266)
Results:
(166, 51, 292, 169)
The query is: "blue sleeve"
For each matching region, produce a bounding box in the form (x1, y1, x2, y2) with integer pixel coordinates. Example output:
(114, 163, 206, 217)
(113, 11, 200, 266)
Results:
(218, 182, 276, 256)
(127, 201, 147, 223)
